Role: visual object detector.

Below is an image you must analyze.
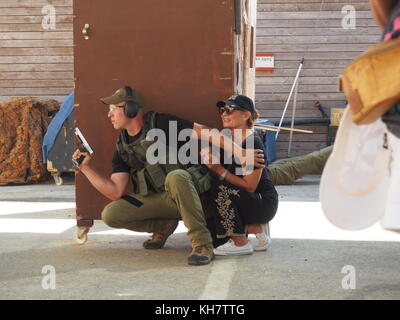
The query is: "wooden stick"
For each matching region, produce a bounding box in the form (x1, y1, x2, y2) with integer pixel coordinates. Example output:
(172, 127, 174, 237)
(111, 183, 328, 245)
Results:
(254, 124, 313, 134)
(254, 126, 280, 132)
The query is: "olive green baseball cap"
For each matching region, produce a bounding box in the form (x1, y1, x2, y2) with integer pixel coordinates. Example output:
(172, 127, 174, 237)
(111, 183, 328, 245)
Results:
(100, 86, 144, 106)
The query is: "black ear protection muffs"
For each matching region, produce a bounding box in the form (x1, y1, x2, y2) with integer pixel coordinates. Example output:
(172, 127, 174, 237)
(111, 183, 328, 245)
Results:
(124, 86, 140, 118)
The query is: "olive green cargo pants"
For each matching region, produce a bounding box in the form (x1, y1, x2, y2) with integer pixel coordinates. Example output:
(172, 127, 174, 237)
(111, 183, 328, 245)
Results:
(101, 169, 213, 248)
(268, 145, 333, 185)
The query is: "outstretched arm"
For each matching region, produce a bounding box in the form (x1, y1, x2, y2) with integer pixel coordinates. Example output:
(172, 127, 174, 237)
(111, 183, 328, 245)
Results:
(73, 149, 130, 201)
(191, 122, 265, 169)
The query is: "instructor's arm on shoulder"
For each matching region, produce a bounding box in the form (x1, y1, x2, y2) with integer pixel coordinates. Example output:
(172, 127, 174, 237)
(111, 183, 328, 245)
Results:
(191, 123, 265, 169)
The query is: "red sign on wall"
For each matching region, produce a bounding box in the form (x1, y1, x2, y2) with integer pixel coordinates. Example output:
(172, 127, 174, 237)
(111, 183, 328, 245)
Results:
(256, 53, 274, 71)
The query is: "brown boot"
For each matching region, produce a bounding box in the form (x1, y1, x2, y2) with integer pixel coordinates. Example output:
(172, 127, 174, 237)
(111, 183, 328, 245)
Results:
(143, 219, 179, 249)
(187, 243, 214, 265)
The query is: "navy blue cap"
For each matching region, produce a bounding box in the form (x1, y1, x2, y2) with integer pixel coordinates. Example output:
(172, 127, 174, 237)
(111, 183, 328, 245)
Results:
(216, 94, 255, 114)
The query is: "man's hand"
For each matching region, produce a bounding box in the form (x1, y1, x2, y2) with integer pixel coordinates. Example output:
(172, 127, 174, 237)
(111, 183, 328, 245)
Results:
(254, 149, 266, 168)
(72, 149, 91, 169)
(240, 149, 265, 169)
(200, 147, 225, 175)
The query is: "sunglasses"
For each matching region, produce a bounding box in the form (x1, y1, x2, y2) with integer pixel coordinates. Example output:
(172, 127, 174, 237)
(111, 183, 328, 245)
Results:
(218, 105, 245, 115)
(109, 104, 125, 112)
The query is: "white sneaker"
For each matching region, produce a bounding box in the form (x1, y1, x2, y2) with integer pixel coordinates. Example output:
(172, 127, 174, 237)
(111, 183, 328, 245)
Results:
(213, 239, 254, 256)
(254, 223, 272, 252)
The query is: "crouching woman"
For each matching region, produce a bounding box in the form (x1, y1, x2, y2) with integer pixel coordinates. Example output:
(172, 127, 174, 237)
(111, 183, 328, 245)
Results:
(202, 95, 279, 256)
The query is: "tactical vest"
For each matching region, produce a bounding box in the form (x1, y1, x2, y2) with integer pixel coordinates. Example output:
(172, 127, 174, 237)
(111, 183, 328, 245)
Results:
(116, 111, 211, 196)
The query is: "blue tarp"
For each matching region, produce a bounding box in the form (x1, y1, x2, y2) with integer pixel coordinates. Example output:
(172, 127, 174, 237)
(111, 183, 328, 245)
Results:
(42, 92, 74, 163)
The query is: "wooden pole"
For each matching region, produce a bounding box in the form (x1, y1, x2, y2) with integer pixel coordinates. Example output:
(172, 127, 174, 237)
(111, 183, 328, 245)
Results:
(243, 0, 257, 99)
(254, 124, 313, 134)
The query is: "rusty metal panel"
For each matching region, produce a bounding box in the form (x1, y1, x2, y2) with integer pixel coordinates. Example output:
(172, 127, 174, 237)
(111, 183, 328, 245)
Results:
(73, 0, 235, 224)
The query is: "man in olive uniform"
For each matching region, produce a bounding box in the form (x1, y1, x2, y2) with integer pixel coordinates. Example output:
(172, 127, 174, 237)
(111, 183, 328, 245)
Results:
(267, 146, 333, 185)
(73, 86, 264, 266)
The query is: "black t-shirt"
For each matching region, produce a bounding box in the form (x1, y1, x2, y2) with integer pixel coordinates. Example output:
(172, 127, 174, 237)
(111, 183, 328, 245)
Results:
(221, 133, 277, 194)
(112, 112, 194, 173)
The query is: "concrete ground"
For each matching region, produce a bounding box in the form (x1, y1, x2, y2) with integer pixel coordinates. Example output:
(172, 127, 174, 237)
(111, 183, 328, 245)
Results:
(0, 174, 399, 300)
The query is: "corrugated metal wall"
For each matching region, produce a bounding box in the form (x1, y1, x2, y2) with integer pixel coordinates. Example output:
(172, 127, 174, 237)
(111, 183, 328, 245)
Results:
(255, 0, 381, 158)
(0, 0, 73, 102)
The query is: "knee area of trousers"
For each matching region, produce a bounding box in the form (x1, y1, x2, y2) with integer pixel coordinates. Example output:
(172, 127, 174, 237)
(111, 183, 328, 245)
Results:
(165, 169, 191, 187)
(101, 202, 120, 227)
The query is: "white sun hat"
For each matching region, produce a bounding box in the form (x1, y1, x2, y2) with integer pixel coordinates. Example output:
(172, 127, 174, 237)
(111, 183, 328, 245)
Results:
(319, 106, 391, 230)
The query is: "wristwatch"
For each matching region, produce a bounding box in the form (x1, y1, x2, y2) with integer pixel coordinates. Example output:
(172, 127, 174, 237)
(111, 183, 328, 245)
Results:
(218, 169, 228, 181)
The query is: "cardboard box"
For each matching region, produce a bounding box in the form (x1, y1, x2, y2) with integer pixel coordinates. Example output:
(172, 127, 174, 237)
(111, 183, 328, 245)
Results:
(331, 108, 345, 126)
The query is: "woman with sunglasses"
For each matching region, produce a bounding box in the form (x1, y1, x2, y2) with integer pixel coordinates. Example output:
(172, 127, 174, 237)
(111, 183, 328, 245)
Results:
(201, 94, 279, 255)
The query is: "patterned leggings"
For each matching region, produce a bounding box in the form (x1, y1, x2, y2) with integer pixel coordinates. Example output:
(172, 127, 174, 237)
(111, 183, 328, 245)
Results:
(208, 179, 278, 238)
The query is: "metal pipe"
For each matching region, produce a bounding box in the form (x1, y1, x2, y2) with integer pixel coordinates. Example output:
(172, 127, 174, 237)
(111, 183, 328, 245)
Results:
(288, 80, 299, 157)
(275, 58, 304, 140)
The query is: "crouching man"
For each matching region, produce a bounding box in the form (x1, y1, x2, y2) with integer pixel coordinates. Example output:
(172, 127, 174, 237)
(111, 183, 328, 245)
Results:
(73, 86, 264, 266)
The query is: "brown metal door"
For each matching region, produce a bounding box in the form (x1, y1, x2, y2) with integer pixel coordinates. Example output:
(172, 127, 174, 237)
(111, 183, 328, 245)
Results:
(73, 0, 235, 226)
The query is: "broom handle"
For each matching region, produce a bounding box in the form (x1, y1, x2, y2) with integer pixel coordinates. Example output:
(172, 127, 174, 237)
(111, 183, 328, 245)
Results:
(254, 125, 313, 134)
(276, 58, 304, 140)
